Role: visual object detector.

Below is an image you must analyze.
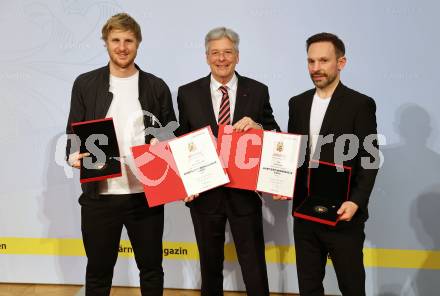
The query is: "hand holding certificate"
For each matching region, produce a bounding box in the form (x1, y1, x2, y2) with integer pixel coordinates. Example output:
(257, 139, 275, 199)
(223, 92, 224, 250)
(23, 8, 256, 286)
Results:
(71, 118, 122, 183)
(293, 160, 352, 226)
(217, 125, 302, 198)
(131, 126, 229, 206)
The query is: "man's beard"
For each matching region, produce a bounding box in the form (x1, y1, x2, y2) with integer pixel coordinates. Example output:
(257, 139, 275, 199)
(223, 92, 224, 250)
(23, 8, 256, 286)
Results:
(311, 72, 337, 89)
(110, 52, 136, 69)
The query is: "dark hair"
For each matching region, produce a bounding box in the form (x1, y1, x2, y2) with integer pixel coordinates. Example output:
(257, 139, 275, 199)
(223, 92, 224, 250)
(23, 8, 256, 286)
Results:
(306, 32, 345, 57)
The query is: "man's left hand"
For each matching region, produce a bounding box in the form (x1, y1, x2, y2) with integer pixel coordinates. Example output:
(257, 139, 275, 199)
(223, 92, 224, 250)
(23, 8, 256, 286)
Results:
(233, 116, 262, 132)
(150, 138, 159, 145)
(183, 194, 199, 202)
(337, 201, 359, 221)
(272, 194, 292, 201)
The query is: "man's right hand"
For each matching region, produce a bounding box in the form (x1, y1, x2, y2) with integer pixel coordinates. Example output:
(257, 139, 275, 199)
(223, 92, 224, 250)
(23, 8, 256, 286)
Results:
(69, 152, 90, 169)
(183, 194, 199, 202)
(150, 138, 159, 145)
(272, 194, 291, 201)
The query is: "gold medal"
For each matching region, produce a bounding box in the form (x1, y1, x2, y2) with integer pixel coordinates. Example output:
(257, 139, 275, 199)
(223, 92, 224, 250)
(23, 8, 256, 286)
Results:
(314, 205, 328, 214)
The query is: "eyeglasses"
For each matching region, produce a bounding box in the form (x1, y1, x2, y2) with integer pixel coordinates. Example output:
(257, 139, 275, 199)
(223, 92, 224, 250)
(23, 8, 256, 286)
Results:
(208, 50, 236, 59)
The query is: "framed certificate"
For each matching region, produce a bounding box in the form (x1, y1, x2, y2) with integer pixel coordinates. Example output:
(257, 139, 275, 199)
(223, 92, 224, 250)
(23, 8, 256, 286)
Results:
(294, 160, 352, 226)
(71, 118, 122, 183)
(131, 126, 229, 206)
(217, 125, 302, 198)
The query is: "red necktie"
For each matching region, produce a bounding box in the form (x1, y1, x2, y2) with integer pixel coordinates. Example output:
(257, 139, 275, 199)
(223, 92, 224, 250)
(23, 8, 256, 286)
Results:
(218, 86, 231, 125)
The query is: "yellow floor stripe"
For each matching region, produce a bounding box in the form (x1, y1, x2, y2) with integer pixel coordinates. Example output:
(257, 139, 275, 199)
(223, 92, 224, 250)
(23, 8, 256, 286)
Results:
(0, 238, 439, 269)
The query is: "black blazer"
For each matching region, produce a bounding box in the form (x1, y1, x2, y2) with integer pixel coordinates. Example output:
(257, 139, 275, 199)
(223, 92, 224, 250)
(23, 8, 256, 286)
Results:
(288, 82, 379, 221)
(177, 73, 280, 215)
(65, 64, 176, 199)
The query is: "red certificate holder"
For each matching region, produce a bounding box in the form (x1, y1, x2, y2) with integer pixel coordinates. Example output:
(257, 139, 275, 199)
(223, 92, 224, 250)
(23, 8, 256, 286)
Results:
(293, 160, 352, 226)
(217, 125, 301, 198)
(217, 125, 263, 191)
(131, 141, 187, 207)
(131, 126, 229, 207)
(71, 118, 122, 183)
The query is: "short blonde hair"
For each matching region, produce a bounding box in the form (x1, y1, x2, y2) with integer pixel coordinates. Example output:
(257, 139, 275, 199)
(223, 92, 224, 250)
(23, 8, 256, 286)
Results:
(101, 13, 142, 43)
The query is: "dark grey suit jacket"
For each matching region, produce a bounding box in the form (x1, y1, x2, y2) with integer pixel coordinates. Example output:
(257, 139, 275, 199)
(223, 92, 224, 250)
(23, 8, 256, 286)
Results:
(177, 73, 280, 215)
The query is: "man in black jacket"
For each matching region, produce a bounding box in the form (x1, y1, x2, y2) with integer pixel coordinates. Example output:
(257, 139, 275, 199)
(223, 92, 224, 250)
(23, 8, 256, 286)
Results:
(177, 27, 280, 296)
(279, 33, 379, 295)
(65, 13, 176, 296)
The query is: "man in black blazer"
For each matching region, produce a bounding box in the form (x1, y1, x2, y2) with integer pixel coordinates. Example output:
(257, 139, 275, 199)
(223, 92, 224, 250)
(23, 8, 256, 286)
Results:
(65, 13, 176, 296)
(177, 27, 280, 296)
(281, 33, 379, 295)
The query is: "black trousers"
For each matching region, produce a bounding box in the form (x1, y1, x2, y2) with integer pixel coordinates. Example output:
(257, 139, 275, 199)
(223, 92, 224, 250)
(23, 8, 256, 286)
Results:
(294, 218, 366, 296)
(190, 203, 269, 296)
(80, 193, 164, 296)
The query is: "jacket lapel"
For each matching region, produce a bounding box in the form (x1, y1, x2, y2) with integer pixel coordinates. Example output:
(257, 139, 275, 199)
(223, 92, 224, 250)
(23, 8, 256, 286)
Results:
(319, 82, 346, 136)
(138, 70, 151, 115)
(200, 74, 219, 135)
(302, 92, 314, 136)
(94, 65, 113, 119)
(232, 73, 250, 124)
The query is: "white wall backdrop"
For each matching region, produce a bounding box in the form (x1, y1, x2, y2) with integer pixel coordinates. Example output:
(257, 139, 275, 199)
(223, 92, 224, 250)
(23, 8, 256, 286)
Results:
(1, 0, 439, 295)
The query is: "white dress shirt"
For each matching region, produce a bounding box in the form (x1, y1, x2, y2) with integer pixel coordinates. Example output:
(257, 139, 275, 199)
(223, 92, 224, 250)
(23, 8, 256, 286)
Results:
(210, 74, 238, 123)
(309, 92, 331, 156)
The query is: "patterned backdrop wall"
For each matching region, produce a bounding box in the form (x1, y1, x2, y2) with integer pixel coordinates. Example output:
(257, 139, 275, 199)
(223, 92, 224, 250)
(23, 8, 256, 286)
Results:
(0, 0, 439, 294)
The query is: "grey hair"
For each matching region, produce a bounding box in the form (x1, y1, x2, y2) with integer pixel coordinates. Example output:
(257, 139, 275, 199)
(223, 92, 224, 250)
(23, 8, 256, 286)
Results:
(205, 27, 240, 53)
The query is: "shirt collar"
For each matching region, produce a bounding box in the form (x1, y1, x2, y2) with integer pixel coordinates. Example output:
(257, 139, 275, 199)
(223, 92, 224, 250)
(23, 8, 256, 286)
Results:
(210, 73, 238, 91)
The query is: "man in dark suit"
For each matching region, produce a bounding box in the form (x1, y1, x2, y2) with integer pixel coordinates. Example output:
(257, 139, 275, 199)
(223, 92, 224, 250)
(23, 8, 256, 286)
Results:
(280, 33, 379, 295)
(177, 27, 280, 296)
(65, 13, 176, 296)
